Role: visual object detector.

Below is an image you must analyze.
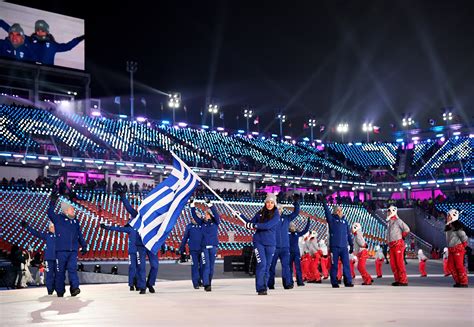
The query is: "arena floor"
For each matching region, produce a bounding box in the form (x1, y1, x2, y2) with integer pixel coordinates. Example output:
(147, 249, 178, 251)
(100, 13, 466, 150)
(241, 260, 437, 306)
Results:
(1, 260, 473, 326)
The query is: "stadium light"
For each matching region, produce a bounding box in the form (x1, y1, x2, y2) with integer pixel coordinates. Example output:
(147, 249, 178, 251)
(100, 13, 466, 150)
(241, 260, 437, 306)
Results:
(126, 61, 138, 119)
(168, 92, 181, 125)
(362, 123, 374, 142)
(442, 110, 453, 123)
(243, 108, 253, 133)
(208, 104, 219, 130)
(308, 119, 316, 141)
(336, 123, 349, 142)
(277, 113, 286, 140)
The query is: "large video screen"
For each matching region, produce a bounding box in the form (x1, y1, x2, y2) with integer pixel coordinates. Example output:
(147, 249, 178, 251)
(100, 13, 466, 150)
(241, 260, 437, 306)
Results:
(0, 2, 85, 70)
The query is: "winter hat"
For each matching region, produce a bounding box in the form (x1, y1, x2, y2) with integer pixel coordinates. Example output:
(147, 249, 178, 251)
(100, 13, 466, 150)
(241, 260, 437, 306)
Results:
(265, 193, 277, 205)
(35, 19, 50, 33)
(418, 249, 423, 256)
(352, 222, 361, 233)
(443, 247, 448, 253)
(386, 205, 398, 219)
(446, 209, 460, 225)
(60, 201, 74, 218)
(9, 23, 24, 37)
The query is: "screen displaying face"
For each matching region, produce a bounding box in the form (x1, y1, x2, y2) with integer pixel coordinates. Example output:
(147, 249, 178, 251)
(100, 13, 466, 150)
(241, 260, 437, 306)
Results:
(0, 2, 85, 70)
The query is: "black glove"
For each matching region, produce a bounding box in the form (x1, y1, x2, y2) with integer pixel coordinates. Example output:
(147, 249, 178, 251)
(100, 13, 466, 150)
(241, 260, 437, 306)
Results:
(349, 246, 354, 254)
(293, 193, 300, 202)
(80, 248, 88, 255)
(189, 196, 195, 207)
(20, 220, 28, 228)
(245, 222, 256, 230)
(204, 197, 212, 207)
(307, 218, 311, 224)
(100, 223, 106, 229)
(115, 187, 124, 197)
(50, 192, 59, 202)
(466, 245, 472, 252)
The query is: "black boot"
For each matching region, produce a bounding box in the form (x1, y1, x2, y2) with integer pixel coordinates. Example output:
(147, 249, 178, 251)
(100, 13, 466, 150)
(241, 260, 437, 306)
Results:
(130, 286, 135, 291)
(204, 285, 212, 292)
(392, 282, 400, 286)
(57, 293, 64, 297)
(139, 289, 146, 294)
(257, 290, 267, 295)
(332, 284, 340, 288)
(148, 286, 155, 293)
(70, 288, 81, 297)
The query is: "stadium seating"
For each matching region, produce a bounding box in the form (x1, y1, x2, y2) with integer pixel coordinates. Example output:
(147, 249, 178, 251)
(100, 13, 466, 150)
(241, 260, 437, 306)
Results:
(415, 136, 473, 177)
(327, 142, 399, 169)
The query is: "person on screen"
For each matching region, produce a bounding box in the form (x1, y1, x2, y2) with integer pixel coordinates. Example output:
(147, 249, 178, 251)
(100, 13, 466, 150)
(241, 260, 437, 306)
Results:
(29, 19, 84, 65)
(0, 23, 36, 61)
(0, 18, 84, 65)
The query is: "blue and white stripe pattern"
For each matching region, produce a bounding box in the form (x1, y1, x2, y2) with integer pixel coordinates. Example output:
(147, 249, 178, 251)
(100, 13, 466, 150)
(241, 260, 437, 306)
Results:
(130, 157, 198, 255)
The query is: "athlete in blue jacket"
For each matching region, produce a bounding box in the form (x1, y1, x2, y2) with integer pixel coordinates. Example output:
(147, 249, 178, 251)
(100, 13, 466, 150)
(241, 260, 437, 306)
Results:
(118, 189, 159, 293)
(47, 193, 87, 297)
(21, 220, 57, 295)
(100, 223, 147, 294)
(288, 218, 311, 287)
(322, 201, 354, 288)
(236, 193, 281, 295)
(268, 195, 300, 289)
(179, 217, 203, 289)
(0, 24, 36, 62)
(190, 197, 220, 292)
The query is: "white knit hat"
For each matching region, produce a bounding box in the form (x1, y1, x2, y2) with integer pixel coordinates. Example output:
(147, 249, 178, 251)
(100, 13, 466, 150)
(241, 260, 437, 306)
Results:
(265, 193, 277, 204)
(60, 201, 74, 218)
(446, 209, 460, 225)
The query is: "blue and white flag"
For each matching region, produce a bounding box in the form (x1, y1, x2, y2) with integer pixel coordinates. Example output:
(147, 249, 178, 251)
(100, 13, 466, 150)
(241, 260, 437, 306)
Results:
(130, 156, 198, 255)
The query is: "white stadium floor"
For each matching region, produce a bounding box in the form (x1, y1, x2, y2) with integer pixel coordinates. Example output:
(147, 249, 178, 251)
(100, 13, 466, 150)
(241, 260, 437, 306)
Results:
(1, 272, 472, 327)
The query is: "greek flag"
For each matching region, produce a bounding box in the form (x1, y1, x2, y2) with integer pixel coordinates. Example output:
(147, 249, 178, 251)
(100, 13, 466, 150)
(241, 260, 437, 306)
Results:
(130, 156, 198, 255)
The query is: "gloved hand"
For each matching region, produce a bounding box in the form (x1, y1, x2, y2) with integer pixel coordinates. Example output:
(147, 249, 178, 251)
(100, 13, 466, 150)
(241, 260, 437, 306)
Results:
(115, 187, 124, 197)
(50, 192, 59, 203)
(349, 246, 354, 254)
(307, 218, 311, 224)
(100, 223, 106, 229)
(80, 248, 88, 255)
(233, 211, 241, 218)
(189, 196, 195, 208)
(20, 220, 28, 228)
(204, 197, 212, 207)
(293, 193, 300, 202)
(245, 222, 256, 230)
(465, 245, 472, 252)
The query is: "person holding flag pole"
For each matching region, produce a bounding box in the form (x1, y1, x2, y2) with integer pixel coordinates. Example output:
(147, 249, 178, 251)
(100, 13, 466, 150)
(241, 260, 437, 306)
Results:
(167, 152, 280, 295)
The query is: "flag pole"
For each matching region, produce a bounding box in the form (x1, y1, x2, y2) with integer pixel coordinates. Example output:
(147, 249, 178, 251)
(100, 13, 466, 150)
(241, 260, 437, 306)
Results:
(170, 151, 247, 224)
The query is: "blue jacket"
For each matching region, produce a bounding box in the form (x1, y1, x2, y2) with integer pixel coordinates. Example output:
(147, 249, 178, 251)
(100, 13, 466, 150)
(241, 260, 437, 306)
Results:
(47, 201, 87, 252)
(289, 219, 310, 254)
(276, 202, 300, 248)
(26, 225, 56, 260)
(241, 209, 281, 247)
(323, 202, 353, 249)
(192, 206, 220, 247)
(103, 225, 144, 253)
(179, 223, 203, 253)
(0, 38, 36, 62)
(29, 34, 84, 65)
(121, 195, 138, 219)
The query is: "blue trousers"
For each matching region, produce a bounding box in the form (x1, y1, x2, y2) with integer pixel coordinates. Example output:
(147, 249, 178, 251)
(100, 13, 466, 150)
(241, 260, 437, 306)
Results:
(330, 246, 352, 286)
(201, 246, 217, 286)
(45, 259, 56, 293)
(56, 251, 79, 294)
(146, 249, 159, 287)
(289, 252, 303, 285)
(254, 243, 276, 293)
(130, 249, 146, 289)
(190, 250, 203, 287)
(268, 247, 292, 288)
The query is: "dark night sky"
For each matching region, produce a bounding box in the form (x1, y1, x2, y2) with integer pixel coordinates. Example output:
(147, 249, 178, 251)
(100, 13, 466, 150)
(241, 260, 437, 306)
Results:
(7, 0, 474, 141)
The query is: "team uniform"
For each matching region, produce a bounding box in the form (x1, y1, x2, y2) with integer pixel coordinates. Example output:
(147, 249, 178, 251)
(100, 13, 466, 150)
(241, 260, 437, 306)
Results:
(268, 201, 300, 289)
(385, 206, 410, 286)
(417, 249, 428, 277)
(445, 209, 469, 287)
(288, 219, 310, 286)
(322, 202, 354, 288)
(179, 222, 204, 289)
(374, 245, 384, 278)
(352, 223, 373, 285)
